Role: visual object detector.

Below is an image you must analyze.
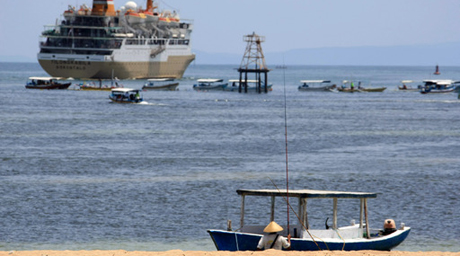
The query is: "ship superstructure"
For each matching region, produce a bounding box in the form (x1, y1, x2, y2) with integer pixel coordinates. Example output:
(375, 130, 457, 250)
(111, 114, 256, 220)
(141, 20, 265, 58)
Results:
(37, 0, 195, 79)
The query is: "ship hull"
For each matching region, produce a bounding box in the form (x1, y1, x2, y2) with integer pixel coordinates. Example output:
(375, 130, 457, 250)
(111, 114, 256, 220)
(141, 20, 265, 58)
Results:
(38, 54, 195, 79)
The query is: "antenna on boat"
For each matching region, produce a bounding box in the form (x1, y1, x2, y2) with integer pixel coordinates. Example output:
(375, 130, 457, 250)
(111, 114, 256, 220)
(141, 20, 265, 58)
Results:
(282, 58, 290, 236)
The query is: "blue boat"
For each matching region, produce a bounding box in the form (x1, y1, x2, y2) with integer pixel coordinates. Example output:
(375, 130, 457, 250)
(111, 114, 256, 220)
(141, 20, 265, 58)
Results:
(420, 80, 455, 94)
(208, 189, 410, 251)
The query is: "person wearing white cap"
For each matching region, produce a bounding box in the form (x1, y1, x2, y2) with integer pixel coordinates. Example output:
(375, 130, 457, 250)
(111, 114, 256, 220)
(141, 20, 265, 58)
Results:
(256, 221, 291, 250)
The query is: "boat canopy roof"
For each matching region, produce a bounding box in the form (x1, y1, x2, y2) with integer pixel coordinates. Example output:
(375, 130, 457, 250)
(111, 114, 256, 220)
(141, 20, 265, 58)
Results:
(28, 76, 62, 81)
(300, 80, 331, 83)
(147, 78, 175, 82)
(237, 189, 377, 199)
(197, 79, 223, 83)
(401, 80, 415, 83)
(423, 79, 453, 85)
(111, 88, 139, 93)
(228, 79, 259, 83)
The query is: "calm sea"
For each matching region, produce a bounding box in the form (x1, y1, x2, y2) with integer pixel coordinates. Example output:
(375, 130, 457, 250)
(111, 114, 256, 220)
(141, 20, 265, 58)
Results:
(0, 62, 459, 252)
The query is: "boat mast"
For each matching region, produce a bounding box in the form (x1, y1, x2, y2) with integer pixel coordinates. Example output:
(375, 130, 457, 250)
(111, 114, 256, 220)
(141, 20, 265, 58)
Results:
(282, 60, 290, 234)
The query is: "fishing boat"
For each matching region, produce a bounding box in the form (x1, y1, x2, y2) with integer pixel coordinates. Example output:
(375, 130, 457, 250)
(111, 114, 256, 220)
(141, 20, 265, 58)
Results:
(398, 80, 421, 91)
(193, 79, 228, 91)
(337, 80, 361, 93)
(358, 87, 387, 92)
(25, 77, 71, 90)
(208, 188, 410, 251)
(420, 80, 455, 94)
(225, 80, 273, 92)
(109, 88, 144, 103)
(142, 78, 179, 91)
(298, 80, 336, 92)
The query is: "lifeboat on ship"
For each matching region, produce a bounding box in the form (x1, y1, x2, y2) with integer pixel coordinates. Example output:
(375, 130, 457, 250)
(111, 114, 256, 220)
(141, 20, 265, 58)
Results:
(141, 0, 159, 27)
(77, 4, 91, 15)
(125, 9, 146, 26)
(63, 5, 76, 22)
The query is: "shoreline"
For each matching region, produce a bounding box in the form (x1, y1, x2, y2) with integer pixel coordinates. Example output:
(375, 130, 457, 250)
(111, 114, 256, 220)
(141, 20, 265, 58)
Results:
(1, 251, 460, 256)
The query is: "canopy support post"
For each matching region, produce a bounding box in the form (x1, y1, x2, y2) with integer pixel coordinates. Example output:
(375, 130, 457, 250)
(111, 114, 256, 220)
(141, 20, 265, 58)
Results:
(240, 195, 245, 228)
(364, 198, 370, 239)
(270, 196, 275, 222)
(333, 198, 338, 230)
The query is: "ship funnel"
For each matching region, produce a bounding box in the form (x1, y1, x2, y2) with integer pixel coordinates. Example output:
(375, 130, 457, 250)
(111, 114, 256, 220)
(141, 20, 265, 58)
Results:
(92, 0, 116, 16)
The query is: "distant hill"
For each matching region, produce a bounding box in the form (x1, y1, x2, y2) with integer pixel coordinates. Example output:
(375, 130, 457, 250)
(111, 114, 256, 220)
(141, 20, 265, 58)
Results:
(193, 42, 460, 66)
(2, 42, 459, 66)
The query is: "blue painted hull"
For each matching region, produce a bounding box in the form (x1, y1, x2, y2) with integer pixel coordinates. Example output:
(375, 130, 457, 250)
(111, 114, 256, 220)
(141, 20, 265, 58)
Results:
(208, 228, 410, 251)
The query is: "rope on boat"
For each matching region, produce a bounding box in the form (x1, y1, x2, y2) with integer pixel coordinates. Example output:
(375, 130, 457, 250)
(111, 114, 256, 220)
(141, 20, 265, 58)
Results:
(269, 178, 323, 251)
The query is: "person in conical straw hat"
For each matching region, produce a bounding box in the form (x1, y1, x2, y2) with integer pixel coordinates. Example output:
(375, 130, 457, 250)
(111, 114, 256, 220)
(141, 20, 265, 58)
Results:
(256, 221, 291, 250)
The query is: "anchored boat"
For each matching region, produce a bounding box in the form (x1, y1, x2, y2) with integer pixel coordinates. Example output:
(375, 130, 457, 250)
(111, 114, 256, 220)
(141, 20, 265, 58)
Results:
(193, 79, 228, 91)
(208, 188, 410, 251)
(298, 80, 336, 92)
(142, 78, 179, 91)
(225, 80, 273, 92)
(25, 77, 71, 90)
(420, 80, 455, 94)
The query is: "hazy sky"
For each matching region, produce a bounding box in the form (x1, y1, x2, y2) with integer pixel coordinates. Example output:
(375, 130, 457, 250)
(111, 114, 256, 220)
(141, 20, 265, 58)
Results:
(1, 0, 459, 61)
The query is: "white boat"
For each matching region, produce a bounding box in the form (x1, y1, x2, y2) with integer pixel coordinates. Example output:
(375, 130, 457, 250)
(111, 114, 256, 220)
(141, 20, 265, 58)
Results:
(420, 80, 455, 94)
(225, 79, 273, 92)
(193, 79, 228, 91)
(109, 88, 144, 104)
(208, 188, 410, 251)
(298, 80, 336, 91)
(142, 78, 179, 91)
(398, 80, 421, 91)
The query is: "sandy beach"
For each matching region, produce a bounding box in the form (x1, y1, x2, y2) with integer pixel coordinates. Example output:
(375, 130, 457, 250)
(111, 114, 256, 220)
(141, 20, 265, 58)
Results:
(1, 251, 459, 256)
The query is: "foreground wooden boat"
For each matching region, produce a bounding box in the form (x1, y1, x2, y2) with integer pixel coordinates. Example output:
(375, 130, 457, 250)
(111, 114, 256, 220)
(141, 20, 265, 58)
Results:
(208, 188, 410, 251)
(25, 77, 71, 90)
(109, 88, 144, 104)
(142, 78, 179, 91)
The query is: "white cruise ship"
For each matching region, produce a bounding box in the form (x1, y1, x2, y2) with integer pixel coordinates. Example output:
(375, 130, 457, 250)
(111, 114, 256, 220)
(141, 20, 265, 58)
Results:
(37, 0, 195, 79)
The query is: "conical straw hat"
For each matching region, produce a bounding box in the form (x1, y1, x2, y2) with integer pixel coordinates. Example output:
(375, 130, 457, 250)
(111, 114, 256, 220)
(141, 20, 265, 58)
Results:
(263, 221, 283, 233)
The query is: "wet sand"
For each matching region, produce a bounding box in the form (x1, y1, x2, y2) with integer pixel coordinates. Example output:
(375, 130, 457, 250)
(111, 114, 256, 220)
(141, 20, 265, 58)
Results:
(1, 251, 459, 256)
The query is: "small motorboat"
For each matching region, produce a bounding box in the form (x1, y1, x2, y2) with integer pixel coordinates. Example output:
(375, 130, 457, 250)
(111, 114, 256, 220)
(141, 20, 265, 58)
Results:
(298, 80, 336, 92)
(25, 77, 71, 90)
(193, 79, 228, 91)
(225, 79, 273, 92)
(142, 78, 179, 91)
(398, 80, 421, 91)
(420, 80, 455, 94)
(109, 88, 144, 104)
(208, 188, 410, 251)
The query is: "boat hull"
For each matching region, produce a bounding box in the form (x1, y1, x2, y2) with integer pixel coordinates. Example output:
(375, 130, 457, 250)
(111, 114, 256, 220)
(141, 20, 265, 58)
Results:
(208, 228, 411, 251)
(360, 87, 386, 92)
(142, 82, 179, 91)
(38, 55, 195, 80)
(420, 88, 454, 94)
(298, 86, 335, 92)
(25, 82, 71, 90)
